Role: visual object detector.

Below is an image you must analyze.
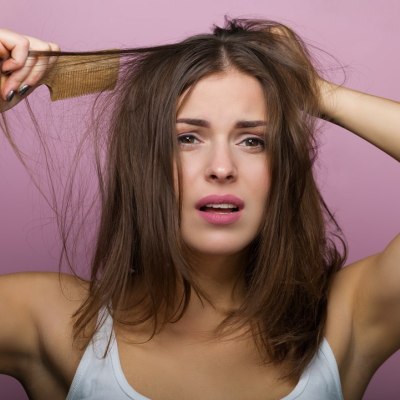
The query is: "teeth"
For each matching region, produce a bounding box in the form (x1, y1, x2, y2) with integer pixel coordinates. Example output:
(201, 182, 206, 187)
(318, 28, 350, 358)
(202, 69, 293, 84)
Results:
(205, 203, 237, 209)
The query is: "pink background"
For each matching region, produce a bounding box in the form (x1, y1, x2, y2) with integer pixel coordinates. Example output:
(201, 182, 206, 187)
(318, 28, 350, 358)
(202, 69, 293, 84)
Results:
(1, 0, 400, 398)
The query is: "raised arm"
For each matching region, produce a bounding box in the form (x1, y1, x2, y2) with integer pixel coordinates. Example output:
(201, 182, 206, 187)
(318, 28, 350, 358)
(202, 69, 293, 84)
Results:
(319, 78, 400, 364)
(319, 79, 400, 162)
(0, 29, 75, 387)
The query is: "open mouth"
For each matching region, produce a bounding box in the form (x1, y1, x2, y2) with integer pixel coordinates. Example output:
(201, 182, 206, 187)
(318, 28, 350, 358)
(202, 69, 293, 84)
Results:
(196, 197, 243, 225)
(200, 204, 240, 213)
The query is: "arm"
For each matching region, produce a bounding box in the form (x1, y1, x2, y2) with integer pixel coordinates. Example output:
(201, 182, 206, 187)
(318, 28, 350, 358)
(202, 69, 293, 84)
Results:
(0, 30, 64, 379)
(319, 79, 400, 359)
(0, 274, 39, 377)
(0, 272, 88, 382)
(319, 79, 400, 162)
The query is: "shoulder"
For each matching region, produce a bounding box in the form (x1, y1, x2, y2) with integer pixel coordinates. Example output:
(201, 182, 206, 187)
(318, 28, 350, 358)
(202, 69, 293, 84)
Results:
(328, 234, 400, 361)
(326, 236, 400, 397)
(338, 235, 400, 362)
(22, 271, 90, 345)
(0, 271, 90, 390)
(2, 271, 89, 322)
(26, 271, 89, 317)
(0, 271, 89, 337)
(29, 272, 91, 384)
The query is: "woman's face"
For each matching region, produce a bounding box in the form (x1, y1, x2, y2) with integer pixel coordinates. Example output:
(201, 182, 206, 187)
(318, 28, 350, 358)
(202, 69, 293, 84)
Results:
(175, 69, 271, 257)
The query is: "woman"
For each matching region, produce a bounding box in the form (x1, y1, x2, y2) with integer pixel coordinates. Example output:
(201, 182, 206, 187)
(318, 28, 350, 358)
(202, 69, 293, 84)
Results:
(0, 18, 399, 400)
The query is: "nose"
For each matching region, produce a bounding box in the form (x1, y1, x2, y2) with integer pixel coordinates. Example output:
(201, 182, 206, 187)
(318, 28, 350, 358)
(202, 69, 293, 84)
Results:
(204, 141, 237, 183)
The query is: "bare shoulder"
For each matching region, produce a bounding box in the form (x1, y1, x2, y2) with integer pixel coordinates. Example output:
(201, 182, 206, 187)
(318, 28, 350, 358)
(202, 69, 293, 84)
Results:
(325, 254, 376, 365)
(26, 271, 89, 319)
(1, 271, 89, 321)
(324, 255, 379, 399)
(326, 237, 400, 399)
(28, 272, 91, 384)
(20, 271, 90, 349)
(0, 271, 89, 386)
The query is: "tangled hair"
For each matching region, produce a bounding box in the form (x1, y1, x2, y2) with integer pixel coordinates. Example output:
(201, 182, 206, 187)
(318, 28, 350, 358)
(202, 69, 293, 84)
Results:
(1, 17, 347, 382)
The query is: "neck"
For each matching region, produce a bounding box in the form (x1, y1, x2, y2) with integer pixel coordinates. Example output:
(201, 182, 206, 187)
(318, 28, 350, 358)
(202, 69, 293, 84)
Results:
(167, 251, 248, 336)
(188, 252, 246, 308)
(120, 252, 249, 338)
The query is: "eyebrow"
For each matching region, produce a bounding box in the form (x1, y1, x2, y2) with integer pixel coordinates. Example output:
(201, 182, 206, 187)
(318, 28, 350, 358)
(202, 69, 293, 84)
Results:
(176, 118, 268, 129)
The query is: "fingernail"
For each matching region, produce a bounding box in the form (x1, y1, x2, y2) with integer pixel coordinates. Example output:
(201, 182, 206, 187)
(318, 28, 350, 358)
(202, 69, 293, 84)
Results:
(6, 90, 15, 102)
(19, 84, 31, 96)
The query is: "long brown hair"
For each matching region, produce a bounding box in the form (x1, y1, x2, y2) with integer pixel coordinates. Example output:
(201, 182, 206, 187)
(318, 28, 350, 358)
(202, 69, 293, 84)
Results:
(2, 17, 347, 381)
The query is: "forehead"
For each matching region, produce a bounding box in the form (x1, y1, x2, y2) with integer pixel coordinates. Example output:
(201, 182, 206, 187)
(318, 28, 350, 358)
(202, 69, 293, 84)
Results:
(176, 69, 267, 121)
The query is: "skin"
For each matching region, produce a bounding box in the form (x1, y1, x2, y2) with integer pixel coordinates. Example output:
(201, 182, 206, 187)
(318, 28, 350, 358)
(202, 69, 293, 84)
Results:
(0, 29, 400, 400)
(175, 69, 270, 313)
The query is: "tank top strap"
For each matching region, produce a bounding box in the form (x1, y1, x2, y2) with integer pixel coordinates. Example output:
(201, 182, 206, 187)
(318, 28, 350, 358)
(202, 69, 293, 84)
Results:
(66, 305, 116, 400)
(90, 305, 115, 357)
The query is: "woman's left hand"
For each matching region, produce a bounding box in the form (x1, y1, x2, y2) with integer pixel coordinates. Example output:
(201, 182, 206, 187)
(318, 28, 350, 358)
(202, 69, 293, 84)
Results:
(316, 76, 400, 162)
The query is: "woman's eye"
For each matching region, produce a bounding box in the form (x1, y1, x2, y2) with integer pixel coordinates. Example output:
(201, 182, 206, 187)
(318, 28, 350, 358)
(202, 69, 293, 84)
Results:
(239, 137, 265, 150)
(177, 134, 199, 146)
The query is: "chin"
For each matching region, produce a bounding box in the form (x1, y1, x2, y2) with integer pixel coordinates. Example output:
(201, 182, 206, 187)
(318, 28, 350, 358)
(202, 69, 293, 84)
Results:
(183, 235, 254, 258)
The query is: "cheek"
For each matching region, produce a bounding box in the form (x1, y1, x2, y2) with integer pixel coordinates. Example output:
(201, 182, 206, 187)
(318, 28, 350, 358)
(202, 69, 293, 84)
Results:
(174, 156, 198, 194)
(250, 172, 271, 222)
(248, 159, 270, 195)
(247, 165, 271, 234)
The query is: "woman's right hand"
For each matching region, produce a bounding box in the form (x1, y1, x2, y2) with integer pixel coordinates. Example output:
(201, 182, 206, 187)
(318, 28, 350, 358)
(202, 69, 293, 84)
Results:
(0, 28, 59, 112)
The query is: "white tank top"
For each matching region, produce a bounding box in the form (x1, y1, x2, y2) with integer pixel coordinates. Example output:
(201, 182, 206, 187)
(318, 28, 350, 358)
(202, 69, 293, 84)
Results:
(66, 308, 344, 400)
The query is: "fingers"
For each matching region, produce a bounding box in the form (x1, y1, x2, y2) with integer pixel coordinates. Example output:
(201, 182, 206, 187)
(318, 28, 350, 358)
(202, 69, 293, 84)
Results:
(2, 55, 37, 99)
(0, 29, 60, 103)
(0, 31, 30, 73)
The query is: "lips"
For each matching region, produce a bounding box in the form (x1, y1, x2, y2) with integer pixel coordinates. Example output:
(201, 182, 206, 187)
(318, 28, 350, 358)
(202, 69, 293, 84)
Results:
(195, 194, 245, 212)
(194, 194, 245, 225)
